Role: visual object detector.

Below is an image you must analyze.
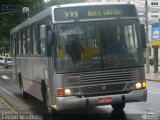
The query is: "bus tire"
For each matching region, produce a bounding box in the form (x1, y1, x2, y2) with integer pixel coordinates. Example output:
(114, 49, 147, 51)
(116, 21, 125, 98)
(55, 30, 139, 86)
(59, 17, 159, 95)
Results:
(41, 81, 54, 114)
(19, 74, 28, 99)
(111, 102, 125, 110)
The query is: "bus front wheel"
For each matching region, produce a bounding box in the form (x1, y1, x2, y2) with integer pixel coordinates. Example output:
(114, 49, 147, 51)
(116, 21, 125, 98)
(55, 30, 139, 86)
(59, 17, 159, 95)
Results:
(111, 102, 126, 110)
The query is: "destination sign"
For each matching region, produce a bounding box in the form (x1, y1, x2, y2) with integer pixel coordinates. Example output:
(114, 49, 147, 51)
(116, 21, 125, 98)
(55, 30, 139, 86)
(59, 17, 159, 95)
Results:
(54, 5, 137, 21)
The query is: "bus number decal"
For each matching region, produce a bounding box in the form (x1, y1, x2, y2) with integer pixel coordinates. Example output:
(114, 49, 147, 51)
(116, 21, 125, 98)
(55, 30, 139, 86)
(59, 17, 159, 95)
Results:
(65, 11, 79, 18)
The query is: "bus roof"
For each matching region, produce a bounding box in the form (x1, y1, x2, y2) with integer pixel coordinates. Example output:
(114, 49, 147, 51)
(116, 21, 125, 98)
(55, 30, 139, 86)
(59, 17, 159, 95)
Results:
(11, 2, 135, 34)
(53, 2, 130, 7)
(10, 6, 53, 34)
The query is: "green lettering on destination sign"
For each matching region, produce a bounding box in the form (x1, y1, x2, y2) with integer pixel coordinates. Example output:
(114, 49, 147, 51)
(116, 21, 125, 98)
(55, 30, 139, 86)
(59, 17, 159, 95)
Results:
(88, 9, 122, 17)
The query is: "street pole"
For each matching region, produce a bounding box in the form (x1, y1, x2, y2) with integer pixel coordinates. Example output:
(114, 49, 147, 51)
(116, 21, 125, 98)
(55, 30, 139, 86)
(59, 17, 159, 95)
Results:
(145, 0, 150, 73)
(153, 46, 158, 73)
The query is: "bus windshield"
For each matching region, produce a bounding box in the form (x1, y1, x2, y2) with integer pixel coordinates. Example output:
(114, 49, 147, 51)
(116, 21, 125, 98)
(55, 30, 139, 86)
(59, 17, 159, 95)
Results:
(55, 20, 142, 73)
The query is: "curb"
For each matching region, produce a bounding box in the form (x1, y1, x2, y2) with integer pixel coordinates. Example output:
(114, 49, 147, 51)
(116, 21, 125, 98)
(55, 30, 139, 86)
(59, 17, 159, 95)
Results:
(0, 85, 33, 114)
(0, 85, 37, 114)
(0, 85, 18, 100)
(0, 96, 17, 114)
(0, 86, 19, 114)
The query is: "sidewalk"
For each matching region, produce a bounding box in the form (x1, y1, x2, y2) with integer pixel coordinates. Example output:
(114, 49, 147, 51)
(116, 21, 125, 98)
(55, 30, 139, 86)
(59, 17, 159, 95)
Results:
(145, 65, 160, 82)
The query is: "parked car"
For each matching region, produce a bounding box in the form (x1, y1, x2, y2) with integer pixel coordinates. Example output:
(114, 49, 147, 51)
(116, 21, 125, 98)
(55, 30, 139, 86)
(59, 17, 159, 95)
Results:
(0, 56, 5, 66)
(4, 57, 11, 68)
(144, 56, 154, 65)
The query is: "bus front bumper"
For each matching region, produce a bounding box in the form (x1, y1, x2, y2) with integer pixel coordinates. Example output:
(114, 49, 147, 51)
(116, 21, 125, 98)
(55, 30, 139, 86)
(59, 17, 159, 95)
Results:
(55, 89, 147, 111)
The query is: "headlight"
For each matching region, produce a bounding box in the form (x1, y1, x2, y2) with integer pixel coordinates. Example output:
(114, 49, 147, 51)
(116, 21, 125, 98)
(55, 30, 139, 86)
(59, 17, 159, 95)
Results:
(135, 83, 142, 89)
(64, 89, 72, 95)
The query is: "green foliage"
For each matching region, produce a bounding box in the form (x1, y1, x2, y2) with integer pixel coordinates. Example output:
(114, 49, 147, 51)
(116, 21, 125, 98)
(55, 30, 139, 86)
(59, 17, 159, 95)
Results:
(0, 0, 45, 49)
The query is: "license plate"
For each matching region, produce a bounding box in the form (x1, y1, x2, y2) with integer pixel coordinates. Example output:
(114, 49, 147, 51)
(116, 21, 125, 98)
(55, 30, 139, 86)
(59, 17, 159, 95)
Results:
(97, 97, 113, 104)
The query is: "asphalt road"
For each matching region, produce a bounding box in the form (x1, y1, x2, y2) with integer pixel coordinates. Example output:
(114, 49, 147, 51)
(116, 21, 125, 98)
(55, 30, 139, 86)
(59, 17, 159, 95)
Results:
(0, 66, 160, 120)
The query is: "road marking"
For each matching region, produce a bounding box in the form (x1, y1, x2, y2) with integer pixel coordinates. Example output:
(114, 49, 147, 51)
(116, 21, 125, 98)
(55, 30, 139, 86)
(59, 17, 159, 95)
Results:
(0, 96, 18, 114)
(148, 90, 160, 94)
(1, 75, 10, 79)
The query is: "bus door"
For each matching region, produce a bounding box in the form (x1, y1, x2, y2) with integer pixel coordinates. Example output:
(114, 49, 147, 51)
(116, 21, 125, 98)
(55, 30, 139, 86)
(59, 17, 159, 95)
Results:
(46, 26, 56, 104)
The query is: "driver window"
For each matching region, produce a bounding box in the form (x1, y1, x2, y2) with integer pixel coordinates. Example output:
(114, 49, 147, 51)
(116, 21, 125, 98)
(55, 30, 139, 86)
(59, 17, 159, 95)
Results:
(124, 23, 138, 48)
(80, 24, 100, 59)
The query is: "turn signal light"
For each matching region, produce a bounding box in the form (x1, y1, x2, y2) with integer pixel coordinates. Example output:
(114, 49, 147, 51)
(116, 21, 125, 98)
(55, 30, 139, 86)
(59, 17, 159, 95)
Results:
(57, 89, 64, 96)
(141, 81, 146, 88)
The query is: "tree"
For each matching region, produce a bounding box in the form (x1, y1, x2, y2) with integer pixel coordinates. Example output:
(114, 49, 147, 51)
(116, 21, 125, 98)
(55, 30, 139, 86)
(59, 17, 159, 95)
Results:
(0, 0, 45, 52)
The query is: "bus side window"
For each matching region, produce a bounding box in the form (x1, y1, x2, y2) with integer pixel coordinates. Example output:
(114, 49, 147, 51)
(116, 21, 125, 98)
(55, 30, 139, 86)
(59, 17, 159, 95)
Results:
(27, 28, 32, 55)
(16, 34, 19, 56)
(38, 24, 46, 56)
(18, 32, 22, 56)
(22, 29, 27, 56)
(32, 26, 38, 56)
(47, 26, 53, 57)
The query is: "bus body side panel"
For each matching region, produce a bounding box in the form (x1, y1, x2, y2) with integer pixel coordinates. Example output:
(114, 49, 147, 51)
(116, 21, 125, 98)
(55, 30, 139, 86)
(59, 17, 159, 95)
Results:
(11, 57, 18, 84)
(17, 56, 49, 101)
(15, 55, 55, 104)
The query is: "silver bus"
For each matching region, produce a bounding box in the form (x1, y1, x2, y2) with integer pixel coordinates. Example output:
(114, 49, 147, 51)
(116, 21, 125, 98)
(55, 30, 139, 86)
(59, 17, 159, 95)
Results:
(10, 2, 147, 113)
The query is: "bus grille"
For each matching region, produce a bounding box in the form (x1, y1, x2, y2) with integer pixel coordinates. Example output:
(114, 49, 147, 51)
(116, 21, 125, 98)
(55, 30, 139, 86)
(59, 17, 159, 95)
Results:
(81, 83, 126, 93)
(79, 68, 142, 85)
(63, 68, 144, 95)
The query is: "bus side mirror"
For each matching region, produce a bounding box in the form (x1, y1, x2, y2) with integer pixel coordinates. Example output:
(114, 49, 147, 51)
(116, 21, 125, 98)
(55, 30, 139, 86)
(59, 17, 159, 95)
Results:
(140, 24, 146, 48)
